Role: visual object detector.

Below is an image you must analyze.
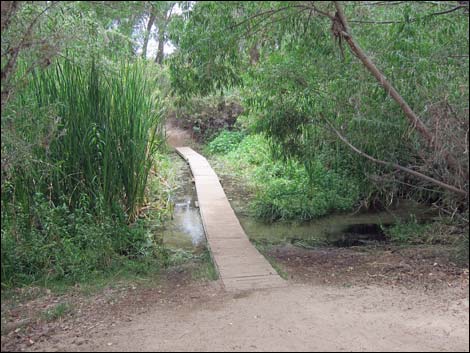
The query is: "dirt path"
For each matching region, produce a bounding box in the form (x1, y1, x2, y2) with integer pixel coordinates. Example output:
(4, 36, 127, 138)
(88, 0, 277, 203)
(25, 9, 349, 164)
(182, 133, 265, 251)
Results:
(2, 244, 469, 352)
(165, 121, 194, 148)
(30, 283, 468, 352)
(3, 124, 469, 351)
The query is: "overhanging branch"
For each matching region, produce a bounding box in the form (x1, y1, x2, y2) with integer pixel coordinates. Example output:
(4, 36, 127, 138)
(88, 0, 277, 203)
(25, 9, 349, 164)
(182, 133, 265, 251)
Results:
(322, 116, 468, 197)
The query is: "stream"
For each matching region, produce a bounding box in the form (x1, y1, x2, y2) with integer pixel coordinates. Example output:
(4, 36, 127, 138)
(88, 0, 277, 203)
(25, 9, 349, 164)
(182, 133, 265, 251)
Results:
(162, 152, 436, 250)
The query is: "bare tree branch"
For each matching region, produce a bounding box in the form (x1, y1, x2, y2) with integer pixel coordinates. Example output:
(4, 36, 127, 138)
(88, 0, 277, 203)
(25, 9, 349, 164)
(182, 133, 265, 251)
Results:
(349, 3, 468, 25)
(323, 116, 468, 197)
(1, 2, 58, 111)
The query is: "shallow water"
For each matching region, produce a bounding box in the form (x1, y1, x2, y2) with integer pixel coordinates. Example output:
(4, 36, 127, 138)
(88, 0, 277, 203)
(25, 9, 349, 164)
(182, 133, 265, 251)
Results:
(161, 154, 206, 250)
(237, 204, 431, 247)
(220, 173, 435, 247)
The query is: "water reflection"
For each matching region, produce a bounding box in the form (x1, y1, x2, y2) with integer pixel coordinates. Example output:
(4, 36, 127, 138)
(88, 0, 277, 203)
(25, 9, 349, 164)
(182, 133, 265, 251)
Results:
(162, 155, 206, 250)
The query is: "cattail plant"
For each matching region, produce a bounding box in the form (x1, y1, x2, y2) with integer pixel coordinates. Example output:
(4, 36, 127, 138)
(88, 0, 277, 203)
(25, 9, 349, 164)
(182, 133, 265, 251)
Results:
(15, 59, 164, 222)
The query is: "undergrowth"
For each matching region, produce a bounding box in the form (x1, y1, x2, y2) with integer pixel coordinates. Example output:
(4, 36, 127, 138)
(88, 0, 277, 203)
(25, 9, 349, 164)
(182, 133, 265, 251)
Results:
(208, 131, 361, 221)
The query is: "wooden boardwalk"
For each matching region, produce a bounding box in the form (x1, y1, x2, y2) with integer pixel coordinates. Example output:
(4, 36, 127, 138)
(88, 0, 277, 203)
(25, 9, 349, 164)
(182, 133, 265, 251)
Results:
(175, 147, 286, 291)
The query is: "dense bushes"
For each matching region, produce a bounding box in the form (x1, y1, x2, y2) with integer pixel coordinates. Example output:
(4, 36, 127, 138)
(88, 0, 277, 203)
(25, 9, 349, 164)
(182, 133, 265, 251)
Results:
(206, 130, 245, 154)
(209, 132, 360, 221)
(171, 2, 469, 215)
(1, 194, 151, 284)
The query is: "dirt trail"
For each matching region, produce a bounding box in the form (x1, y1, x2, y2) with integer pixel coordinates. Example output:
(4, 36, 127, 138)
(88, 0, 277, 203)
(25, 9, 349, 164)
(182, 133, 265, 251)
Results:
(165, 121, 194, 148)
(29, 282, 468, 352)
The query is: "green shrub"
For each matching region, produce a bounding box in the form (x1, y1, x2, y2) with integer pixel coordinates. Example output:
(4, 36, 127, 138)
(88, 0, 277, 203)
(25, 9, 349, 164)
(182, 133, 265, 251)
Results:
(383, 216, 433, 244)
(455, 233, 469, 266)
(41, 302, 74, 322)
(0, 59, 172, 287)
(215, 133, 361, 221)
(207, 130, 245, 154)
(0, 192, 159, 287)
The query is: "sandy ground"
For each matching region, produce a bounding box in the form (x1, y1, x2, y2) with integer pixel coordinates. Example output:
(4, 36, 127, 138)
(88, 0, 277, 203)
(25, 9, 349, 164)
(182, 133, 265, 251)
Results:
(26, 283, 469, 352)
(3, 244, 469, 352)
(165, 121, 194, 148)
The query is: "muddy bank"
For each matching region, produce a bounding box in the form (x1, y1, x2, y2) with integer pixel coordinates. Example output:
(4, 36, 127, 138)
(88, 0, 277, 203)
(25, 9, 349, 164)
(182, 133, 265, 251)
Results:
(165, 121, 195, 148)
(265, 243, 469, 290)
(166, 96, 243, 142)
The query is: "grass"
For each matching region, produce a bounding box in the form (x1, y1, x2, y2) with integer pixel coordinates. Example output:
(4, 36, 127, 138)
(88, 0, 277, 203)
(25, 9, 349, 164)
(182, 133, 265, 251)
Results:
(208, 132, 361, 221)
(1, 257, 163, 300)
(455, 233, 469, 267)
(1, 248, 216, 314)
(1, 59, 170, 287)
(382, 218, 469, 267)
(41, 302, 74, 322)
(190, 250, 219, 281)
(254, 243, 289, 280)
(21, 59, 164, 220)
(265, 255, 289, 280)
(51, 258, 164, 296)
(0, 247, 219, 340)
(382, 216, 433, 245)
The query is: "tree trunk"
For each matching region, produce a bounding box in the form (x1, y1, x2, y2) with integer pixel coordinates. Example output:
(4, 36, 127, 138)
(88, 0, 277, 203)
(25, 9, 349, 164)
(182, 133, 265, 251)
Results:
(155, 23, 165, 65)
(1, 1, 20, 33)
(142, 11, 156, 59)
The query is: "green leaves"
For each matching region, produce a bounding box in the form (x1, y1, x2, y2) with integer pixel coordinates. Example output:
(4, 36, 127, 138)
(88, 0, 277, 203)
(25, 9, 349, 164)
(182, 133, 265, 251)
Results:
(169, 2, 468, 207)
(207, 130, 245, 154)
(213, 133, 360, 221)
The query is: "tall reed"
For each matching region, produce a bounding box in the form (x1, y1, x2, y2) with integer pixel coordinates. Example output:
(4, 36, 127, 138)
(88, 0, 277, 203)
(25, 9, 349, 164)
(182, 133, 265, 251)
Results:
(17, 59, 163, 221)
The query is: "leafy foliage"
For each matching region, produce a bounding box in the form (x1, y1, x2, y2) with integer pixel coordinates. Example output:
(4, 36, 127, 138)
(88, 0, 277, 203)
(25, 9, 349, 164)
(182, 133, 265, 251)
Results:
(1, 151, 175, 288)
(2, 59, 164, 221)
(382, 216, 433, 244)
(1, 192, 152, 286)
(210, 133, 360, 221)
(207, 130, 245, 154)
(0, 1, 189, 289)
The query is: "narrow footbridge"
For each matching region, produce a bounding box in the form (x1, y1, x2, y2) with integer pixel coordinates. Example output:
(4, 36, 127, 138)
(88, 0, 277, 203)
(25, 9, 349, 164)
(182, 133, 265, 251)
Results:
(176, 147, 286, 291)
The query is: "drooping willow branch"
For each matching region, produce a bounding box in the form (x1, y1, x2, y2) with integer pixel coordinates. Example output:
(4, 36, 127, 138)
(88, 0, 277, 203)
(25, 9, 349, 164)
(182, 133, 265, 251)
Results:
(322, 116, 468, 197)
(349, 4, 468, 24)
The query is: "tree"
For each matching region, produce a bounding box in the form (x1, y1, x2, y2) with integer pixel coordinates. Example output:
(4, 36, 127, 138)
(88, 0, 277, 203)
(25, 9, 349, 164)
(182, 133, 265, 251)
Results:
(142, 4, 157, 59)
(170, 1, 469, 206)
(154, 1, 177, 64)
(1, 1, 59, 112)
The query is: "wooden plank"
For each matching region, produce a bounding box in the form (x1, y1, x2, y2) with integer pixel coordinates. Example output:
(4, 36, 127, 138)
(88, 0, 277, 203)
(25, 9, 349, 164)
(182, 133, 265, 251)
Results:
(175, 147, 286, 292)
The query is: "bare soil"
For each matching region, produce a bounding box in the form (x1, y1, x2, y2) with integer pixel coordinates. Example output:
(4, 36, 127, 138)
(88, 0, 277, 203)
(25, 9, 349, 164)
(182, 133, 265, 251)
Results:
(165, 121, 194, 148)
(266, 244, 469, 290)
(1, 245, 468, 352)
